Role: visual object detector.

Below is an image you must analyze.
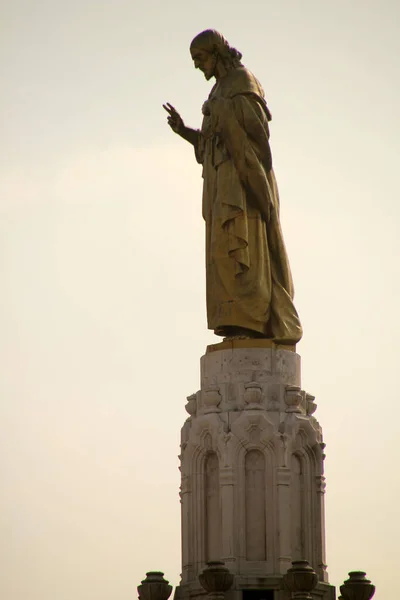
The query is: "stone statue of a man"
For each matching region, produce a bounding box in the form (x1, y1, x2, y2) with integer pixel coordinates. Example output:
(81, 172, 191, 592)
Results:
(164, 29, 302, 344)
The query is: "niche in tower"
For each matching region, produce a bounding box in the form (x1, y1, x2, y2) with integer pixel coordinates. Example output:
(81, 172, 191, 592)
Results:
(205, 451, 221, 561)
(245, 449, 266, 561)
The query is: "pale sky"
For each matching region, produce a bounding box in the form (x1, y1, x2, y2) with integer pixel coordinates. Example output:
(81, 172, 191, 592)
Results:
(1, 1, 399, 599)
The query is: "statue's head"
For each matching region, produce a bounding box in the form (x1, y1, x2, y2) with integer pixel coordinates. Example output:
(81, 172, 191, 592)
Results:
(190, 29, 243, 80)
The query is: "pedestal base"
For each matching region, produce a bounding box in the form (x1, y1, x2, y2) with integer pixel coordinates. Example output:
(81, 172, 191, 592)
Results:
(178, 345, 333, 600)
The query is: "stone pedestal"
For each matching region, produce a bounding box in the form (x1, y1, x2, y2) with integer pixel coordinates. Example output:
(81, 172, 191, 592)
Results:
(176, 340, 335, 600)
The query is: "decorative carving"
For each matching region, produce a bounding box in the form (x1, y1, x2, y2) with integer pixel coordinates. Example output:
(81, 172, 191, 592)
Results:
(285, 386, 303, 413)
(320, 442, 326, 460)
(180, 474, 191, 494)
(283, 560, 318, 599)
(203, 385, 222, 413)
(309, 416, 323, 442)
(230, 412, 274, 449)
(248, 426, 261, 443)
(340, 571, 375, 600)
(137, 572, 173, 600)
(204, 433, 213, 451)
(316, 475, 326, 494)
(189, 413, 225, 445)
(287, 417, 320, 451)
(185, 393, 197, 416)
(199, 561, 234, 600)
(221, 432, 233, 467)
(244, 382, 263, 409)
(305, 393, 317, 416)
(267, 391, 279, 412)
(181, 419, 191, 446)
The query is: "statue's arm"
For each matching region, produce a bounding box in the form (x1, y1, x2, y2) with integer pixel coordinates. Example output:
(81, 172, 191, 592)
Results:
(177, 126, 200, 147)
(163, 102, 199, 146)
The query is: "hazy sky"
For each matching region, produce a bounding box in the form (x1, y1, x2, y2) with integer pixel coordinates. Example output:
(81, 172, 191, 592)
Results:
(1, 1, 399, 599)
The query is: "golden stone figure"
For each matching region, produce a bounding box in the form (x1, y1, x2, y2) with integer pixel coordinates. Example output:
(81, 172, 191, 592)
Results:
(164, 30, 302, 344)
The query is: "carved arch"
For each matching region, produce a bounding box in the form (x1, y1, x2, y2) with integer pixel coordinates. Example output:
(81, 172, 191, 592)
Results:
(291, 432, 319, 574)
(234, 438, 277, 573)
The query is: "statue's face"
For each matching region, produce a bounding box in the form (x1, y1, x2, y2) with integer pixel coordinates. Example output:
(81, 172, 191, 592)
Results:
(190, 48, 216, 80)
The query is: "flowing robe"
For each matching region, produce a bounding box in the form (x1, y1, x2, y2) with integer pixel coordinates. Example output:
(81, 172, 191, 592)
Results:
(195, 67, 302, 344)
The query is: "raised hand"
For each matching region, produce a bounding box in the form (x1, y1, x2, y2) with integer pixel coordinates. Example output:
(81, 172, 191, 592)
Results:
(163, 103, 185, 134)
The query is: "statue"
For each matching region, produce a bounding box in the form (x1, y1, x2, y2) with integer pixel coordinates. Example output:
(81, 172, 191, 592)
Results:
(163, 29, 302, 344)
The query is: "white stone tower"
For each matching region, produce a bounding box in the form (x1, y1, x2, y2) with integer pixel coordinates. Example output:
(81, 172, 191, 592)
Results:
(175, 340, 335, 600)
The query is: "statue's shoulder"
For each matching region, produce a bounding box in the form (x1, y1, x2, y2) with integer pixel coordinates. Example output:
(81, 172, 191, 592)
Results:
(222, 67, 265, 99)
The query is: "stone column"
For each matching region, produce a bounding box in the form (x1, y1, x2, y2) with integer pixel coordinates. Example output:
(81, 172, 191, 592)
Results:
(277, 467, 292, 574)
(220, 466, 235, 565)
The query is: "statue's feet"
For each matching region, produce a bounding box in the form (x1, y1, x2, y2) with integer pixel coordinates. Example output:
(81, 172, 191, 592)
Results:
(223, 334, 251, 341)
(221, 326, 264, 341)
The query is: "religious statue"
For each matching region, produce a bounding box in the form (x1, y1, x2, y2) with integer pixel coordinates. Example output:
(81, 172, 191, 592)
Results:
(163, 29, 302, 344)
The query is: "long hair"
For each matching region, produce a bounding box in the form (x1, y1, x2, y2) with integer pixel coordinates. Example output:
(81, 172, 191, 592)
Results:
(190, 29, 243, 70)
(190, 29, 272, 121)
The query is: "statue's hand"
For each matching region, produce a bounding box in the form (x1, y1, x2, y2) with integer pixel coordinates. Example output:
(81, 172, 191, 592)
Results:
(163, 103, 185, 134)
